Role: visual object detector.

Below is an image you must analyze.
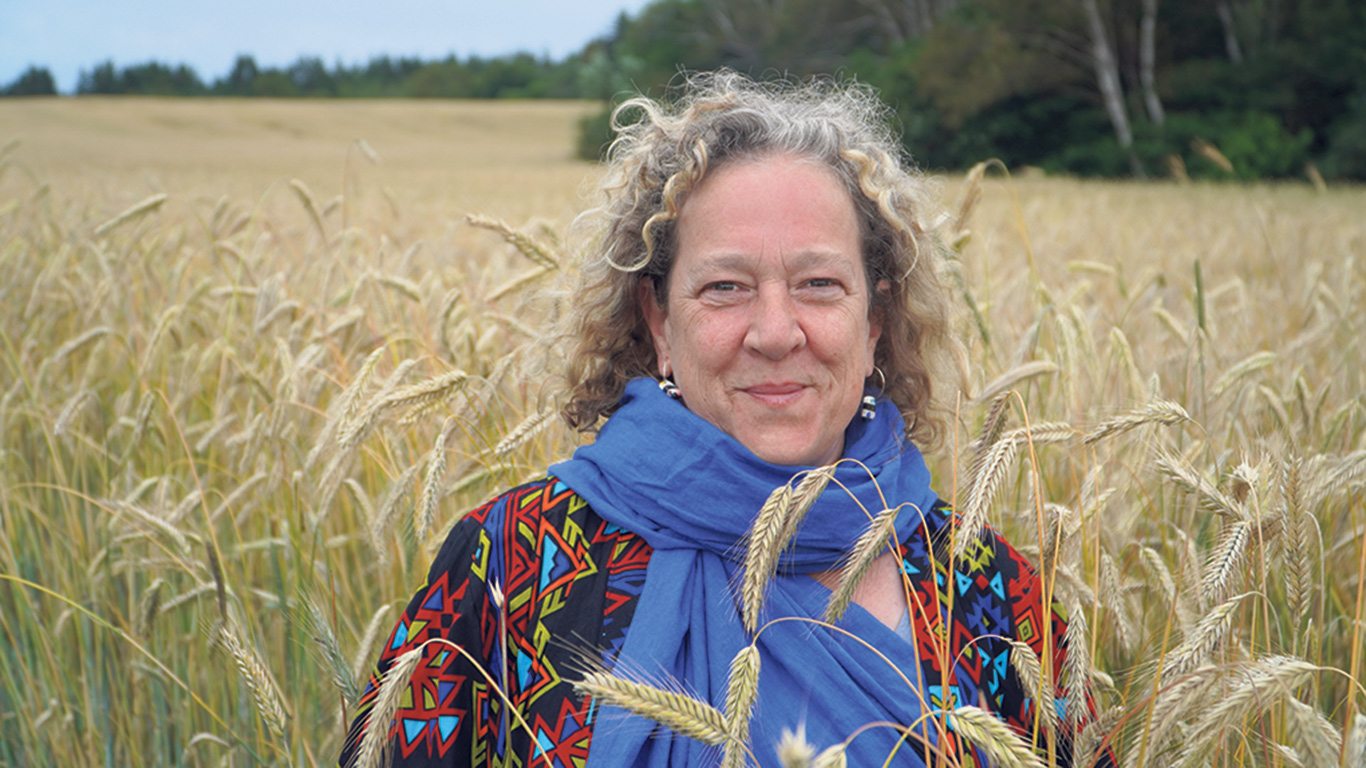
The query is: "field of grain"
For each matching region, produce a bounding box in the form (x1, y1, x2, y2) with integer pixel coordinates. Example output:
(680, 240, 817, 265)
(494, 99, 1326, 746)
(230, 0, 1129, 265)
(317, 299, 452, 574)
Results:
(1, 98, 1364, 767)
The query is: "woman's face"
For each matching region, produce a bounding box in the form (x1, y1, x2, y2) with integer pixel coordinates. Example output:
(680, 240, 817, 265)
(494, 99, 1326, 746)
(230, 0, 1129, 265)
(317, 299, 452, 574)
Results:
(642, 153, 881, 467)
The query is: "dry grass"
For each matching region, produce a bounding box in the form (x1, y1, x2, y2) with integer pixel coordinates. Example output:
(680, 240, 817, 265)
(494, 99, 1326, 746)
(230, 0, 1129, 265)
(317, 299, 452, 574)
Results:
(2, 98, 1364, 766)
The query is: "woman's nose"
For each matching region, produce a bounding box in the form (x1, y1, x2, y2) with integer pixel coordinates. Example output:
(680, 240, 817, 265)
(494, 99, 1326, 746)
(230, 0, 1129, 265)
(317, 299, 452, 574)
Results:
(744, 287, 805, 360)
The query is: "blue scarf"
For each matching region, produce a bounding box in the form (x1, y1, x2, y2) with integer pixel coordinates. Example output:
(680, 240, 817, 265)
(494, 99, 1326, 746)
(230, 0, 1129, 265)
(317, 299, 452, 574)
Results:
(550, 378, 941, 767)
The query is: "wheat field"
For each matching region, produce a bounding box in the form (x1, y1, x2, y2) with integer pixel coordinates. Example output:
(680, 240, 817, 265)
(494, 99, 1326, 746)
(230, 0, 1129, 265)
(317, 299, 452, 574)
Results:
(1, 98, 1364, 767)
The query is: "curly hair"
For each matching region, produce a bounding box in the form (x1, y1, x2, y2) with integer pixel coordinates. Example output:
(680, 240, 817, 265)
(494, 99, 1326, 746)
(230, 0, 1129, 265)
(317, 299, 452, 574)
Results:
(559, 70, 963, 450)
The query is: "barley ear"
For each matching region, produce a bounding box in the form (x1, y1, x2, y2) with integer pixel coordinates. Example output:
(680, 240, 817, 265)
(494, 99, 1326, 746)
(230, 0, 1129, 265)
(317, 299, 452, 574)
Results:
(825, 505, 900, 624)
(742, 482, 794, 634)
(574, 671, 729, 747)
(466, 213, 560, 269)
(1062, 600, 1092, 730)
(211, 621, 290, 738)
(1284, 696, 1341, 768)
(1200, 520, 1250, 605)
(350, 604, 393, 685)
(1160, 591, 1252, 680)
(777, 727, 815, 768)
(416, 424, 450, 541)
(135, 578, 166, 639)
(1007, 639, 1056, 734)
(303, 596, 360, 704)
(354, 645, 424, 768)
(951, 705, 1047, 768)
(812, 743, 847, 768)
(1344, 713, 1366, 768)
(204, 541, 228, 622)
(721, 645, 761, 768)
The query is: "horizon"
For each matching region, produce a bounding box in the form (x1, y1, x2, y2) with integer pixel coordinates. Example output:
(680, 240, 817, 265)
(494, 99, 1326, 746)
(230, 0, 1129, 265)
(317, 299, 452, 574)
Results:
(0, 0, 655, 94)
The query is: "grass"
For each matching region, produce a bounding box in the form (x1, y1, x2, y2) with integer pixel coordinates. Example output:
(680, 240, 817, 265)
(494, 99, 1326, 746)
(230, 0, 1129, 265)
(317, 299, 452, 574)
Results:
(1, 98, 1365, 767)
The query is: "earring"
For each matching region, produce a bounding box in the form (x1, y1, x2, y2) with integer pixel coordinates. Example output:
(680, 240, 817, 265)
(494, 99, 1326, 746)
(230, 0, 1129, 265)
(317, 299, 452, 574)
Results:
(859, 394, 878, 421)
(658, 375, 682, 400)
(860, 366, 886, 421)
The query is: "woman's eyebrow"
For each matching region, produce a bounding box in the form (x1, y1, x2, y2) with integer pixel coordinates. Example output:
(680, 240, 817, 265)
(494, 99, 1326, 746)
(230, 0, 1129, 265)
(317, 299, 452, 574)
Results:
(684, 251, 854, 276)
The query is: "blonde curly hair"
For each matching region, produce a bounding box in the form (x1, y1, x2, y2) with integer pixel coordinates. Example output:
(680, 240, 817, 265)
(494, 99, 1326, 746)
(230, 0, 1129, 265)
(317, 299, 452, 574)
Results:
(560, 70, 962, 450)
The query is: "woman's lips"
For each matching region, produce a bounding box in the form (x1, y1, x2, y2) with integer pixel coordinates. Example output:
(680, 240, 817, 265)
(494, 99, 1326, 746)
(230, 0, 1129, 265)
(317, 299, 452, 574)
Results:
(743, 383, 806, 406)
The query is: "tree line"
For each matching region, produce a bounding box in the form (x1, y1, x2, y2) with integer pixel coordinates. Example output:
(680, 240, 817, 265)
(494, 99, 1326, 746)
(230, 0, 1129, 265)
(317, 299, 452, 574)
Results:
(5, 0, 1364, 180)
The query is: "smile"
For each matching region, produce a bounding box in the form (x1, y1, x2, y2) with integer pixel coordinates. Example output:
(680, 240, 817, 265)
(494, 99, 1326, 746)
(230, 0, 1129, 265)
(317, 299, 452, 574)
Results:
(742, 383, 807, 406)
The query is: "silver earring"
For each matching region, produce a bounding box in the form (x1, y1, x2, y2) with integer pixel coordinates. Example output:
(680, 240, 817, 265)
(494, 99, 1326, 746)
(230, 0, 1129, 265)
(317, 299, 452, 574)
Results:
(659, 375, 682, 400)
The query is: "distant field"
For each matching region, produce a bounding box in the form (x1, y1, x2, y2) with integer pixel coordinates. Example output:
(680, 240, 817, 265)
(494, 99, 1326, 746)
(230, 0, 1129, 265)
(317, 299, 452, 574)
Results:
(2, 97, 600, 238)
(2, 98, 1364, 767)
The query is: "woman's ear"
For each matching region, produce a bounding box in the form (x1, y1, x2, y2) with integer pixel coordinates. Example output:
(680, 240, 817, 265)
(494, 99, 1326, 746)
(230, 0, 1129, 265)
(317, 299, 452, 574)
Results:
(866, 279, 889, 370)
(639, 279, 671, 375)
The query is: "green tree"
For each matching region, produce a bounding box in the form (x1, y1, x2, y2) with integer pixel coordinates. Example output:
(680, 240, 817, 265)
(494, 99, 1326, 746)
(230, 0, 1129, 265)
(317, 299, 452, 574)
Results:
(76, 61, 120, 94)
(2, 66, 58, 96)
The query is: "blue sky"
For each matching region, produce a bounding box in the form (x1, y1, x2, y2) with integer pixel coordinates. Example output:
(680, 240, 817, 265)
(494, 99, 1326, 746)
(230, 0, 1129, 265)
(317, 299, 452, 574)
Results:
(1, 0, 656, 93)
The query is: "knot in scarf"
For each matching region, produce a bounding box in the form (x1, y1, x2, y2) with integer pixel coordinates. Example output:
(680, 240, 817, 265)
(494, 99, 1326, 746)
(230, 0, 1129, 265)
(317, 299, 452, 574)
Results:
(551, 377, 940, 767)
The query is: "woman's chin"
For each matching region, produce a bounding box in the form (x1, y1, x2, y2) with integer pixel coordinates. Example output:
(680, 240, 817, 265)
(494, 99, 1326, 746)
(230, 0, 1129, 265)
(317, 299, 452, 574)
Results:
(739, 429, 843, 468)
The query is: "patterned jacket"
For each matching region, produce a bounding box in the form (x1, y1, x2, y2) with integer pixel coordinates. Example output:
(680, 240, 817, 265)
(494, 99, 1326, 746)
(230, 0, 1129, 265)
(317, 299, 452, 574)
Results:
(340, 477, 1106, 767)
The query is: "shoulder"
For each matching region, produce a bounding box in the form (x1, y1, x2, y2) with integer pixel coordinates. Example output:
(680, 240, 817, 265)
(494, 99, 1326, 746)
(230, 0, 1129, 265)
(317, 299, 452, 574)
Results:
(427, 476, 652, 584)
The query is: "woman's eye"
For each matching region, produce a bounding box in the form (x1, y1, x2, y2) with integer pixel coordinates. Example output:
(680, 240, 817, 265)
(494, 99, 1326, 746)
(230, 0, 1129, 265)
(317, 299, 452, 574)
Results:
(703, 281, 740, 293)
(804, 278, 840, 290)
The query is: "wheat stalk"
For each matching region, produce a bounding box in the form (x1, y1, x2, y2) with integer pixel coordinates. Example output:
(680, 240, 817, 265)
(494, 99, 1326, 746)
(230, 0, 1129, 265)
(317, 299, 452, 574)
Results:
(1155, 450, 1244, 520)
(1284, 696, 1342, 768)
(335, 359, 423, 452)
(53, 388, 92, 437)
(573, 670, 730, 746)
(303, 596, 360, 704)
(1201, 520, 1251, 605)
(812, 743, 848, 768)
(466, 213, 560, 269)
(824, 505, 900, 624)
(354, 645, 424, 768)
(742, 482, 795, 633)
(204, 541, 228, 622)
(94, 193, 167, 236)
(950, 705, 1046, 768)
(1074, 705, 1123, 768)
(1083, 398, 1189, 446)
(741, 465, 841, 636)
(211, 621, 290, 737)
(959, 422, 1077, 557)
(111, 501, 192, 555)
(1345, 714, 1366, 768)
(1160, 591, 1252, 680)
(1063, 599, 1092, 730)
(721, 644, 760, 768)
(973, 361, 1059, 406)
(776, 727, 816, 767)
(371, 463, 422, 557)
(416, 424, 450, 540)
(134, 578, 166, 639)
(290, 179, 327, 241)
(966, 392, 1012, 485)
(351, 604, 393, 686)
(1175, 656, 1319, 768)
(492, 406, 554, 458)
(1008, 638, 1057, 735)
(1209, 350, 1277, 399)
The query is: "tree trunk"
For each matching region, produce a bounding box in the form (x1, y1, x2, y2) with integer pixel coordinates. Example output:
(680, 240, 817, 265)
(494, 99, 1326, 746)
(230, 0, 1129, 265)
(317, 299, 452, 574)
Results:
(855, 0, 907, 44)
(1140, 0, 1165, 125)
(1216, 0, 1244, 63)
(1081, 0, 1144, 176)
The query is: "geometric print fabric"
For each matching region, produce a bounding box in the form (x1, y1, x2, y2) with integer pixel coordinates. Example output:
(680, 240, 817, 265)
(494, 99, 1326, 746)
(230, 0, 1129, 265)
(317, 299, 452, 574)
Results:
(340, 478, 1106, 767)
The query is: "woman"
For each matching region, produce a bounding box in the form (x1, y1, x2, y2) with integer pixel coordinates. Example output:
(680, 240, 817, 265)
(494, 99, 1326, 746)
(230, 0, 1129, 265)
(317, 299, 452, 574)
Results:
(342, 71, 1095, 768)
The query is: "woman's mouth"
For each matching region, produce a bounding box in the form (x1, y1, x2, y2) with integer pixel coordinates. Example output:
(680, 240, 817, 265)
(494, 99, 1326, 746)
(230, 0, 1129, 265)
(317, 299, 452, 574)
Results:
(743, 383, 806, 406)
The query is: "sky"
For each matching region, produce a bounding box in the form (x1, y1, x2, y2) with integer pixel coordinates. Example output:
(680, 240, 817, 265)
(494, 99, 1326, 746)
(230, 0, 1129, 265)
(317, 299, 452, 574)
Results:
(0, 0, 657, 93)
